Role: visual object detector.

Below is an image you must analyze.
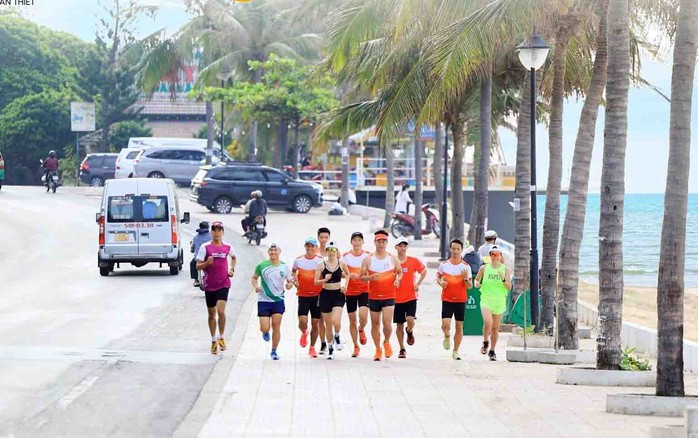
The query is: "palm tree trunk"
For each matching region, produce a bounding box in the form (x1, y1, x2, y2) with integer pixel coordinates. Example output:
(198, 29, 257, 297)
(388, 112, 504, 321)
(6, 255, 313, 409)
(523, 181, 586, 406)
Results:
(558, 0, 609, 350)
(293, 117, 301, 178)
(249, 68, 262, 161)
(205, 101, 214, 165)
(414, 138, 424, 240)
(384, 140, 395, 228)
(540, 28, 570, 333)
(513, 71, 532, 302)
(434, 123, 444, 215)
(340, 135, 350, 208)
(656, 0, 698, 397)
(597, 0, 630, 370)
(276, 121, 289, 168)
(469, 72, 492, 248)
(450, 120, 466, 241)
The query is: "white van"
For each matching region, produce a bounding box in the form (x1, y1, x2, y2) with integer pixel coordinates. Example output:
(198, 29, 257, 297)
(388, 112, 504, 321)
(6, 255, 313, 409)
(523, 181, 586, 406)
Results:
(96, 178, 190, 276)
(116, 138, 224, 179)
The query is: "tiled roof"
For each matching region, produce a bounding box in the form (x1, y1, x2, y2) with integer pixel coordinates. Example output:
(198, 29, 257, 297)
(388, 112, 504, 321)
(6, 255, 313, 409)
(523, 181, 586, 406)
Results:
(131, 94, 206, 116)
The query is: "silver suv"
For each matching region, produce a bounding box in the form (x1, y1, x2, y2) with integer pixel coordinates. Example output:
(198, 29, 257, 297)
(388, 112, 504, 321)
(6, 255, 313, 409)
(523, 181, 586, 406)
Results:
(133, 146, 227, 186)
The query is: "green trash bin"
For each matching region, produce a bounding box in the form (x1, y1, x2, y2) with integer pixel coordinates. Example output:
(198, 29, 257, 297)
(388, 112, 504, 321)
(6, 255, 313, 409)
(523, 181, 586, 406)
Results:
(463, 287, 484, 335)
(509, 290, 534, 328)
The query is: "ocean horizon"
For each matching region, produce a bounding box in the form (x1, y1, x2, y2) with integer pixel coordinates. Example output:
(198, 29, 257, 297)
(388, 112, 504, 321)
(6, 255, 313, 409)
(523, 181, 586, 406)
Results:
(536, 193, 698, 289)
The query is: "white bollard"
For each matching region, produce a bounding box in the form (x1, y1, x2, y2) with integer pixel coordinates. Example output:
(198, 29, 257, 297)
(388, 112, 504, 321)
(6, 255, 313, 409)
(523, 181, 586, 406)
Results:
(686, 405, 698, 437)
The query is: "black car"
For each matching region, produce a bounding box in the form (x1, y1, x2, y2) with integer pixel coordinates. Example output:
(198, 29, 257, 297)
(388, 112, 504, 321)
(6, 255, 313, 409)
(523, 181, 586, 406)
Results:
(190, 163, 324, 214)
(80, 153, 118, 186)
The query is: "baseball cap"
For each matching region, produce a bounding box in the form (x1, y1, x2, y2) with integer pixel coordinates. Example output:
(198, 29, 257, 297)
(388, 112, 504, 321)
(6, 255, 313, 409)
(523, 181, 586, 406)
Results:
(350, 231, 364, 241)
(197, 221, 209, 231)
(211, 221, 224, 230)
(395, 237, 409, 246)
(485, 230, 497, 239)
(304, 237, 318, 246)
(374, 230, 389, 241)
(489, 245, 502, 254)
(268, 242, 281, 251)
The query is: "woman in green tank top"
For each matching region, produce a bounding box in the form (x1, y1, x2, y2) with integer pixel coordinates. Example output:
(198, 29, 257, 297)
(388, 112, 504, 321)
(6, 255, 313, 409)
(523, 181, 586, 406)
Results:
(474, 246, 511, 361)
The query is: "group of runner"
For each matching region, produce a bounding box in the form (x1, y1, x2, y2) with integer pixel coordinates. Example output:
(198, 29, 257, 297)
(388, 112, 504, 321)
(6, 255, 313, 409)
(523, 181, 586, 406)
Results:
(195, 222, 512, 363)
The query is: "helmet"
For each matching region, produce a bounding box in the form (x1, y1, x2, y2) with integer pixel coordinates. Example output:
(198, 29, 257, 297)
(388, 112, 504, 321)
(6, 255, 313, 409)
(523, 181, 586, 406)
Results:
(48, 150, 56, 158)
(254, 190, 263, 198)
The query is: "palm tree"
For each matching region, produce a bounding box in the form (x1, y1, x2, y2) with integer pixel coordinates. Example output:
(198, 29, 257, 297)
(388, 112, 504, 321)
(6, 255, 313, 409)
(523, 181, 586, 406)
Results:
(468, 70, 492, 249)
(656, 0, 698, 397)
(513, 71, 532, 302)
(557, 0, 609, 350)
(414, 136, 424, 240)
(433, 123, 444, 215)
(597, 0, 630, 370)
(384, 140, 396, 228)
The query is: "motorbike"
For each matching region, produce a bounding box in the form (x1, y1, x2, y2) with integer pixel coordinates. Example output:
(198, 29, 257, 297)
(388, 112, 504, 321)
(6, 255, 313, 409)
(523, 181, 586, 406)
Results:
(247, 215, 267, 246)
(39, 159, 61, 193)
(390, 203, 441, 239)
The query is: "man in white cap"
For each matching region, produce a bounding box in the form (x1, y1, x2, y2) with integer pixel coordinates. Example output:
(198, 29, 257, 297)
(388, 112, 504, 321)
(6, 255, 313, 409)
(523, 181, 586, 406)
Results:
(478, 230, 498, 259)
(393, 237, 426, 359)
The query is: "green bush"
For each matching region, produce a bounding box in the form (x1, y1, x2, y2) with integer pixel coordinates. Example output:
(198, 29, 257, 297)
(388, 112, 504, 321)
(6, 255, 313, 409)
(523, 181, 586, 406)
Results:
(620, 348, 652, 371)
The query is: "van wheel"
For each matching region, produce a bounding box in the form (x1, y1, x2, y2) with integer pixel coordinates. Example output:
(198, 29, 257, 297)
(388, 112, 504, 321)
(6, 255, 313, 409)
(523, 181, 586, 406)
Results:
(100, 267, 110, 277)
(170, 265, 179, 275)
(148, 171, 165, 179)
(214, 197, 233, 214)
(293, 195, 312, 213)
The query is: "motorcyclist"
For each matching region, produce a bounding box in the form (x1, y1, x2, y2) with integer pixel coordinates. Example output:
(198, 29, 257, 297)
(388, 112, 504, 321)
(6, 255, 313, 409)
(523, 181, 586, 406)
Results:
(241, 191, 256, 234)
(243, 190, 268, 237)
(42, 150, 59, 186)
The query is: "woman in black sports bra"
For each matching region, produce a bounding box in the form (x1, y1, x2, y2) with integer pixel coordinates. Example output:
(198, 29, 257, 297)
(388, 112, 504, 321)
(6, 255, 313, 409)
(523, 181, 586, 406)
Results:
(314, 241, 350, 359)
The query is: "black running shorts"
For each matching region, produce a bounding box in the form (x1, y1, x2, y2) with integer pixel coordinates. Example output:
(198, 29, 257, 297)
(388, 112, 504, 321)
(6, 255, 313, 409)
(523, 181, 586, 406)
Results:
(319, 289, 345, 313)
(298, 296, 322, 319)
(441, 301, 465, 322)
(369, 298, 395, 312)
(205, 288, 229, 308)
(394, 299, 417, 324)
(346, 292, 369, 313)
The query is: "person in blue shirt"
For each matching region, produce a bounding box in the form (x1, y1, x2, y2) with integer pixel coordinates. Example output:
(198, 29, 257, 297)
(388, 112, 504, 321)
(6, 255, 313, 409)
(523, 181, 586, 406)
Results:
(191, 221, 212, 287)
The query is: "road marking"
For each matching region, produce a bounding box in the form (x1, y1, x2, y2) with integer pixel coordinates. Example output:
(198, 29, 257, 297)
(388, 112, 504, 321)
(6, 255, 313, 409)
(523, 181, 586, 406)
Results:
(0, 346, 219, 366)
(57, 376, 99, 409)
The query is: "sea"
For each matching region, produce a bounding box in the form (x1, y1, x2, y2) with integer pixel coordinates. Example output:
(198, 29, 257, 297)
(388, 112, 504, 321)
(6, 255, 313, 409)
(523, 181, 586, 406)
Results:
(536, 194, 698, 288)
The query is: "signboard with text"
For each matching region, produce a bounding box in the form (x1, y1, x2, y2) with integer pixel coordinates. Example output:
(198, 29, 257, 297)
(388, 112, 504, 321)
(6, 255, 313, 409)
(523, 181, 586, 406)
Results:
(71, 102, 96, 132)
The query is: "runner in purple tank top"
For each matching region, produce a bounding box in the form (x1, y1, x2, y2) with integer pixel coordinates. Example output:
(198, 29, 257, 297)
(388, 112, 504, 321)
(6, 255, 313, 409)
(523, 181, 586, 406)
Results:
(196, 221, 236, 355)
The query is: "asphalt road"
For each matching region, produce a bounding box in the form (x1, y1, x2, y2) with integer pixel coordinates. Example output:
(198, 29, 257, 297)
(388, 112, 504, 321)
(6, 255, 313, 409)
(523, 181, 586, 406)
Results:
(0, 185, 261, 437)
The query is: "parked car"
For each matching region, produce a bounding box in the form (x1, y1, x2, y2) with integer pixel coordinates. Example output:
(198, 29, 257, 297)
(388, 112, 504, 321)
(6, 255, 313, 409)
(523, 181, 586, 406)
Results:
(96, 178, 190, 276)
(80, 153, 118, 186)
(132, 146, 228, 186)
(190, 163, 324, 214)
(115, 148, 143, 179)
(0, 151, 4, 190)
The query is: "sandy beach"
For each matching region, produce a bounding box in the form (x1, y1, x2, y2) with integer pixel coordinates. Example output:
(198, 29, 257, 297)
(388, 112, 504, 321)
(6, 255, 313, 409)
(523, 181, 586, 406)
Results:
(577, 281, 698, 342)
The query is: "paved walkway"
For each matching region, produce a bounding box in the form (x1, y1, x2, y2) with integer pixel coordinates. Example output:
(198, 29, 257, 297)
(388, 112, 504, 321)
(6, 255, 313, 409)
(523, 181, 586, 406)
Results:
(194, 208, 692, 437)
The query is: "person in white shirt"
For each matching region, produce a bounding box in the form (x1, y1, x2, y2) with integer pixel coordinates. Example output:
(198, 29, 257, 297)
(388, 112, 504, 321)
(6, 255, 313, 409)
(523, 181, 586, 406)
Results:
(478, 230, 498, 259)
(394, 184, 412, 214)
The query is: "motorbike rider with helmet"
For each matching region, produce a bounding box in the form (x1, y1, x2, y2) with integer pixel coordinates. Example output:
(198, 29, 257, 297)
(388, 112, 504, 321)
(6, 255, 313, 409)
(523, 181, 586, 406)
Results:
(242, 190, 268, 238)
(42, 150, 60, 187)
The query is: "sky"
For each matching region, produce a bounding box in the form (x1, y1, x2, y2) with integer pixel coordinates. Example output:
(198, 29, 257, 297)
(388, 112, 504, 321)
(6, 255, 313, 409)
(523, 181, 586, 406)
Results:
(5, 0, 698, 194)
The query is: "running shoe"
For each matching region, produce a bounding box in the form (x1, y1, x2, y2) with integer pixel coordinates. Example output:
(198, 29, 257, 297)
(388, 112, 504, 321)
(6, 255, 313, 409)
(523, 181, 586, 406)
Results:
(359, 329, 367, 345)
(218, 338, 227, 351)
(352, 345, 360, 358)
(271, 350, 279, 360)
(480, 341, 489, 355)
(398, 349, 406, 359)
(334, 334, 344, 351)
(262, 332, 270, 342)
(373, 348, 383, 361)
(319, 342, 327, 355)
(328, 343, 334, 360)
(443, 336, 451, 350)
(383, 341, 393, 358)
(309, 346, 318, 358)
(406, 329, 415, 346)
(488, 350, 497, 361)
(210, 341, 218, 355)
(300, 330, 308, 348)
(193, 280, 201, 288)
(452, 350, 461, 361)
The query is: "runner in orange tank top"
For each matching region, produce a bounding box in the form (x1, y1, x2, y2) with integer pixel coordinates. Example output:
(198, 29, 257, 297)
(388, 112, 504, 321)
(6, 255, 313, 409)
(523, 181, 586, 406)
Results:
(360, 230, 402, 361)
(393, 237, 427, 359)
(343, 231, 371, 358)
(292, 237, 324, 358)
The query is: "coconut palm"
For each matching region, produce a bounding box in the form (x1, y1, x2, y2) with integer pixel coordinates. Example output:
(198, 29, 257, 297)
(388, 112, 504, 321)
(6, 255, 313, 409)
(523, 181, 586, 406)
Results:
(597, 0, 630, 370)
(656, 0, 698, 397)
(468, 70, 491, 249)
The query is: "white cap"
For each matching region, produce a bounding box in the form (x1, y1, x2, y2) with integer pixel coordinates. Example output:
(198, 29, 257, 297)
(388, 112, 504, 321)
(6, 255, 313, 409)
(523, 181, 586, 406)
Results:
(489, 245, 502, 254)
(395, 237, 409, 246)
(326, 241, 339, 251)
(485, 230, 497, 239)
(268, 242, 281, 251)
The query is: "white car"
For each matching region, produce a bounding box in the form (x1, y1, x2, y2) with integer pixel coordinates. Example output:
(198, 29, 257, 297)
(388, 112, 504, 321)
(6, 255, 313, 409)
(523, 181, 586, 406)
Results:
(116, 138, 224, 179)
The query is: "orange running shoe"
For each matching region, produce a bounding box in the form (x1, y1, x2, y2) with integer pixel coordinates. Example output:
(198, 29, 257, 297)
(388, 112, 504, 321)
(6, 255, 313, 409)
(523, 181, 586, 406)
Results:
(309, 346, 318, 358)
(373, 348, 382, 361)
(359, 329, 367, 345)
(352, 345, 360, 358)
(383, 341, 393, 358)
(300, 330, 308, 348)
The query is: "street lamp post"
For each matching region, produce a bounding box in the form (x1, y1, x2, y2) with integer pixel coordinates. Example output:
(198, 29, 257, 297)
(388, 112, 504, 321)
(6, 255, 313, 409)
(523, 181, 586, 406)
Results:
(517, 31, 550, 331)
(439, 123, 449, 260)
(220, 79, 225, 151)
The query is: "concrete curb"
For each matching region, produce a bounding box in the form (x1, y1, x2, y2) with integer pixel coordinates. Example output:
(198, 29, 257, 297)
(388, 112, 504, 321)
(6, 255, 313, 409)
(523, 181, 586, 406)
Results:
(606, 394, 698, 417)
(507, 335, 555, 349)
(538, 351, 576, 365)
(557, 368, 656, 387)
(650, 425, 684, 438)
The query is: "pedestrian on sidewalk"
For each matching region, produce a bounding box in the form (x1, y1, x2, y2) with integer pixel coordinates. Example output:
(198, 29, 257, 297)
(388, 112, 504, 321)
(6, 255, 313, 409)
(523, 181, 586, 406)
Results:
(395, 184, 412, 214)
(196, 221, 236, 355)
(316, 227, 332, 354)
(314, 241, 350, 360)
(437, 239, 472, 360)
(251, 243, 294, 361)
(474, 245, 511, 361)
(360, 230, 403, 361)
(343, 232, 371, 358)
(190, 221, 211, 288)
(478, 230, 498, 261)
(292, 237, 324, 358)
(394, 237, 427, 359)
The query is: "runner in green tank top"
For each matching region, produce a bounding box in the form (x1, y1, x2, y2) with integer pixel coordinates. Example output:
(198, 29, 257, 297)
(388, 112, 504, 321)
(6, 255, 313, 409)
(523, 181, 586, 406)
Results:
(474, 246, 511, 361)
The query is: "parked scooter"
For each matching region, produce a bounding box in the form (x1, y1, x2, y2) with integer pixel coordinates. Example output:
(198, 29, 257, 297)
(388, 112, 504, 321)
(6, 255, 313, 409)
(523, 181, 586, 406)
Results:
(390, 203, 441, 238)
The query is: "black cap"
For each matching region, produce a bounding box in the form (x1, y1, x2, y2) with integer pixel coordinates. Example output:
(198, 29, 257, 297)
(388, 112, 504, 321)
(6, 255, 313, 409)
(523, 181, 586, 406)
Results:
(351, 231, 364, 240)
(198, 221, 209, 231)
